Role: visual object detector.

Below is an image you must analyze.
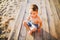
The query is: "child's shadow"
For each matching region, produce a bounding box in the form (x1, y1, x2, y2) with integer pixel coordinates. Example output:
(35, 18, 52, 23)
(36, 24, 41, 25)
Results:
(32, 28, 57, 40)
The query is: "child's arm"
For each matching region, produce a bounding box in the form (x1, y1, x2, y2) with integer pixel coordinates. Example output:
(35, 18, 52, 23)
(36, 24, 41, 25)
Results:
(23, 16, 30, 30)
(39, 19, 42, 28)
(37, 16, 42, 32)
(25, 16, 30, 22)
(38, 19, 42, 29)
(38, 16, 42, 29)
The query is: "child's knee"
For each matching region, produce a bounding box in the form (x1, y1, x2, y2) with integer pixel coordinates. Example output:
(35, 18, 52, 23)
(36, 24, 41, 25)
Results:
(32, 28, 37, 32)
(23, 21, 27, 25)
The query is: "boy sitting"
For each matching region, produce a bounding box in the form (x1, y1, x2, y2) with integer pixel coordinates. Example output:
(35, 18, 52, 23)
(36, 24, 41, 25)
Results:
(23, 4, 42, 35)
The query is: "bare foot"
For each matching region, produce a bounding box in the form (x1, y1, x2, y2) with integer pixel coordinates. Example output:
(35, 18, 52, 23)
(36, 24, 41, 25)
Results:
(28, 30, 32, 35)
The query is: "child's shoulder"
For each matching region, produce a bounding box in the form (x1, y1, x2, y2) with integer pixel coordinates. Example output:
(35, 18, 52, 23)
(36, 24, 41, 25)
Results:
(37, 16, 42, 21)
(37, 16, 40, 19)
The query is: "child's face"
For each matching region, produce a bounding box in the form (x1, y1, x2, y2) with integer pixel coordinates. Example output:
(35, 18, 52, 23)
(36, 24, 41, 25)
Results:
(30, 9, 38, 18)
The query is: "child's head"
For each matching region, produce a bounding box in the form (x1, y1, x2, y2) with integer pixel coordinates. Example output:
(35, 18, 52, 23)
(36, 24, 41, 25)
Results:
(29, 4, 38, 18)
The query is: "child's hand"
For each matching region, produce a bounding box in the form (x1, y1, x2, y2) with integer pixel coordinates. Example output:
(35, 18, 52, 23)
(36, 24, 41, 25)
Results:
(37, 28, 40, 33)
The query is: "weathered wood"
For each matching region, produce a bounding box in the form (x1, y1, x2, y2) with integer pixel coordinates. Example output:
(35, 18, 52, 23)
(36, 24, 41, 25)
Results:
(45, 0, 58, 40)
(52, 0, 60, 39)
(8, 5, 21, 40)
(41, 0, 50, 40)
(1, 0, 60, 40)
(49, 0, 60, 40)
(52, 0, 60, 19)
(49, 0, 59, 25)
(18, 3, 29, 40)
(18, 25, 27, 40)
(8, 3, 27, 40)
(8, 0, 59, 40)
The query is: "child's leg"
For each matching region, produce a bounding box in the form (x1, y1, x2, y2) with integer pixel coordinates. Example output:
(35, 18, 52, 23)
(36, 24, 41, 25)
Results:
(37, 28, 40, 33)
(23, 21, 30, 31)
(28, 28, 37, 35)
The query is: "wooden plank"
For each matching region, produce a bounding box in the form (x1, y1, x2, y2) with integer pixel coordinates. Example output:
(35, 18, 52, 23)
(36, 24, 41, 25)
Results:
(52, 0, 60, 39)
(18, 3, 28, 40)
(13, 3, 27, 40)
(45, 0, 58, 40)
(18, 25, 27, 40)
(49, 0, 59, 26)
(49, 1, 60, 40)
(41, 0, 50, 40)
(8, 4, 22, 40)
(18, 0, 34, 40)
(8, 3, 27, 40)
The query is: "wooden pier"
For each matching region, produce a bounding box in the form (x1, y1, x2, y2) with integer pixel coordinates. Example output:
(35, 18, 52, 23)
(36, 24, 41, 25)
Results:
(8, 0, 59, 40)
(0, 0, 60, 40)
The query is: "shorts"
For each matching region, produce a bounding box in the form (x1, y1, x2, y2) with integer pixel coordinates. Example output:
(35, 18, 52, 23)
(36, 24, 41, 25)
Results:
(27, 21, 38, 30)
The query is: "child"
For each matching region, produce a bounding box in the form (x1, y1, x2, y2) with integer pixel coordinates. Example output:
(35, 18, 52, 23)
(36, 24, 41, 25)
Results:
(23, 4, 42, 35)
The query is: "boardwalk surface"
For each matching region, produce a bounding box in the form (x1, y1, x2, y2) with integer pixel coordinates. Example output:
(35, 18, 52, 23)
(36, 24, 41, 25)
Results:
(8, 0, 59, 40)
